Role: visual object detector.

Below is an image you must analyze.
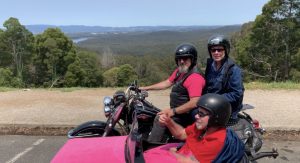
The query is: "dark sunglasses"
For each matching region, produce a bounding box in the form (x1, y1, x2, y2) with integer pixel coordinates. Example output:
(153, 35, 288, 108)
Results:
(176, 56, 190, 61)
(197, 110, 210, 118)
(210, 48, 224, 53)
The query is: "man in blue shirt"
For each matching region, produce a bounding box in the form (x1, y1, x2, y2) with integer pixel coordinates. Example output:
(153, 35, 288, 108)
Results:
(203, 34, 244, 124)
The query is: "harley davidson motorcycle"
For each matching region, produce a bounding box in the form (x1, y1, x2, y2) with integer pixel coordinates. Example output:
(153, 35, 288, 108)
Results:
(66, 80, 278, 162)
(68, 80, 161, 140)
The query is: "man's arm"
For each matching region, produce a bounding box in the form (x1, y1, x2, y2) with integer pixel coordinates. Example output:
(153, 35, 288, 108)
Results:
(159, 96, 199, 117)
(222, 67, 244, 103)
(159, 114, 187, 140)
(174, 97, 199, 114)
(139, 79, 172, 91)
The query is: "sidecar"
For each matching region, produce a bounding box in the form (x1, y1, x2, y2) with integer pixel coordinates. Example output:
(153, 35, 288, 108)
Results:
(51, 131, 179, 163)
(52, 104, 179, 163)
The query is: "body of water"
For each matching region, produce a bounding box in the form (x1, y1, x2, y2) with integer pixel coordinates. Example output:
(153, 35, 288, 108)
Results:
(72, 37, 88, 43)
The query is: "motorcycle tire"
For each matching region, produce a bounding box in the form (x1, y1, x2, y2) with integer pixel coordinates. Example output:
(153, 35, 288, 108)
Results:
(68, 120, 121, 138)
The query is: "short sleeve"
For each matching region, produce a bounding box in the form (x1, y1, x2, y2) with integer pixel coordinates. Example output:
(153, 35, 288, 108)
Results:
(183, 74, 206, 97)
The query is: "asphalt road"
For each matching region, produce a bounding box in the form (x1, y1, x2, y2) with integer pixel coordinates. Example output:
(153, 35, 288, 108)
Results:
(0, 135, 66, 163)
(1, 135, 299, 163)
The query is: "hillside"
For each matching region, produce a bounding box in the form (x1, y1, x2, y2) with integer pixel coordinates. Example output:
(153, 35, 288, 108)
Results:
(72, 25, 241, 63)
(25, 24, 241, 63)
(25, 25, 222, 34)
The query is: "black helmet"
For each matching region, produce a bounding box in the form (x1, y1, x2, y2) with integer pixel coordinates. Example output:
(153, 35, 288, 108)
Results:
(175, 43, 198, 68)
(197, 93, 231, 127)
(207, 35, 230, 57)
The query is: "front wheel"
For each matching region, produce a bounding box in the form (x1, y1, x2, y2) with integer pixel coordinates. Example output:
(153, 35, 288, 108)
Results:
(68, 121, 121, 138)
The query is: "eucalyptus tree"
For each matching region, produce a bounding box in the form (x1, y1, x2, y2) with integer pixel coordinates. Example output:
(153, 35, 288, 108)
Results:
(233, 0, 300, 81)
(102, 64, 137, 87)
(65, 51, 103, 87)
(33, 28, 76, 87)
(0, 17, 34, 83)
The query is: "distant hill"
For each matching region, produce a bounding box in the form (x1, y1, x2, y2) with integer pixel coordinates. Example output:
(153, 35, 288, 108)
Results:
(71, 25, 241, 63)
(25, 25, 223, 34)
(25, 25, 241, 63)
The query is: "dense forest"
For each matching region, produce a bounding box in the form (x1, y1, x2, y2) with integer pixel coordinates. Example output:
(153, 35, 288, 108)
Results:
(0, 0, 299, 88)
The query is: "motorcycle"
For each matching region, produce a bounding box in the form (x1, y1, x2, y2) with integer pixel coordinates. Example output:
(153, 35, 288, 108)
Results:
(230, 104, 279, 162)
(68, 80, 161, 141)
(66, 80, 278, 162)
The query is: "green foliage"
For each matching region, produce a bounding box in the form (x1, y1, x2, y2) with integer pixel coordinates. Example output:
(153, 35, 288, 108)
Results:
(117, 64, 137, 86)
(233, 0, 300, 82)
(64, 57, 84, 87)
(245, 81, 300, 90)
(0, 68, 23, 87)
(102, 64, 137, 87)
(33, 28, 77, 87)
(72, 26, 240, 86)
(0, 17, 34, 83)
(7, 11, 299, 87)
(74, 26, 241, 65)
(77, 51, 103, 87)
(0, 29, 12, 67)
(290, 68, 300, 82)
(0, 16, 243, 87)
(103, 67, 119, 87)
(0, 17, 106, 88)
(114, 55, 174, 85)
(65, 51, 103, 87)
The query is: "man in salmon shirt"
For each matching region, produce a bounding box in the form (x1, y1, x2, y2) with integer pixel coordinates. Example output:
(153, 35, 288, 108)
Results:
(140, 43, 205, 143)
(148, 93, 245, 163)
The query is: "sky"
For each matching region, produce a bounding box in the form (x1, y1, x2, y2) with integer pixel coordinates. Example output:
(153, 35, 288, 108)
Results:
(0, 0, 270, 27)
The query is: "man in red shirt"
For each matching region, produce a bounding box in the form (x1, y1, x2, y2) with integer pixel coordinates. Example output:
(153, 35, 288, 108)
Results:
(140, 43, 205, 143)
(152, 93, 245, 163)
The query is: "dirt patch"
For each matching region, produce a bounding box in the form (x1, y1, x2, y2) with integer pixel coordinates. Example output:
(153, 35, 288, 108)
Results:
(263, 130, 300, 141)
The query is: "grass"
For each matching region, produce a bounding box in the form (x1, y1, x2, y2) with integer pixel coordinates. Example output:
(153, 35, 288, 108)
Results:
(49, 87, 86, 92)
(245, 81, 300, 90)
(1, 82, 300, 92)
(0, 87, 92, 92)
(0, 87, 19, 92)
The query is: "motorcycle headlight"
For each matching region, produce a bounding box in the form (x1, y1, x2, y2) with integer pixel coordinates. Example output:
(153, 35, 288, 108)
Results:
(103, 96, 113, 117)
(104, 106, 111, 117)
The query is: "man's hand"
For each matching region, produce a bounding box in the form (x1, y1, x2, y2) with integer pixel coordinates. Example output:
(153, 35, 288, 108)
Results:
(158, 108, 174, 117)
(158, 113, 172, 126)
(158, 109, 187, 140)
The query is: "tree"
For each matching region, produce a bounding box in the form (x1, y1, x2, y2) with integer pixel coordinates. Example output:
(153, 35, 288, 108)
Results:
(101, 47, 115, 69)
(114, 54, 174, 85)
(234, 0, 300, 81)
(0, 68, 22, 87)
(102, 64, 137, 87)
(0, 17, 34, 83)
(78, 51, 103, 87)
(0, 29, 11, 67)
(290, 48, 300, 81)
(103, 67, 119, 87)
(33, 28, 76, 87)
(64, 57, 85, 87)
(231, 22, 258, 81)
(117, 64, 137, 86)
